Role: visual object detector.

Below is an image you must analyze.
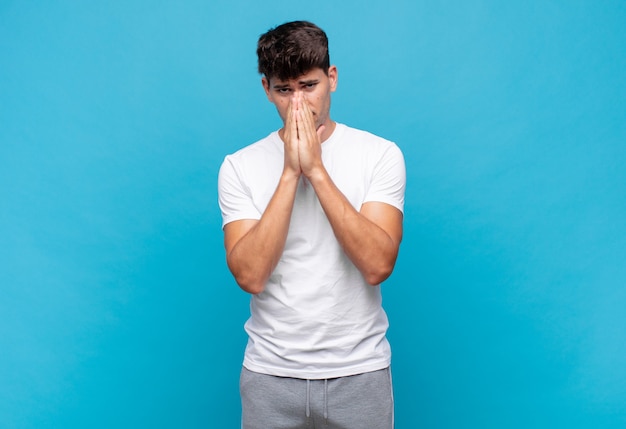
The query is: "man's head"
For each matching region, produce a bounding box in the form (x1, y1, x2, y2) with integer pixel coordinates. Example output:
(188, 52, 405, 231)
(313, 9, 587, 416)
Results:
(258, 21, 337, 138)
(257, 21, 330, 83)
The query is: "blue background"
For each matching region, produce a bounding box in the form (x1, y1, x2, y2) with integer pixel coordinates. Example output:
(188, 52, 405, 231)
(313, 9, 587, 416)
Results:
(2, 1, 625, 427)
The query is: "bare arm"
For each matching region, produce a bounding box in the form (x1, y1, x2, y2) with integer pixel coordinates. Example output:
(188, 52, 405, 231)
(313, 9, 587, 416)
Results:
(224, 100, 301, 294)
(309, 172, 403, 285)
(295, 94, 403, 285)
(224, 174, 299, 294)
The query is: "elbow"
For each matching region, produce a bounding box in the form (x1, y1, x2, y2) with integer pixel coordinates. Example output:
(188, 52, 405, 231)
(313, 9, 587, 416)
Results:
(233, 273, 267, 295)
(364, 271, 391, 286)
(227, 258, 268, 295)
(363, 260, 396, 286)
(240, 283, 266, 295)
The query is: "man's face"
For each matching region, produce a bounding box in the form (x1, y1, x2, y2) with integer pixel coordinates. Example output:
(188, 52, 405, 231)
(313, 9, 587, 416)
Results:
(262, 66, 338, 131)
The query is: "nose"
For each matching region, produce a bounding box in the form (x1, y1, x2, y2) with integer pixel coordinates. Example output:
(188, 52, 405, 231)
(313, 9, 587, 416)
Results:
(294, 90, 309, 104)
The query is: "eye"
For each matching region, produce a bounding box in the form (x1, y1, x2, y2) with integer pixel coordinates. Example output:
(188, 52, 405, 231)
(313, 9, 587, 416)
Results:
(275, 87, 291, 94)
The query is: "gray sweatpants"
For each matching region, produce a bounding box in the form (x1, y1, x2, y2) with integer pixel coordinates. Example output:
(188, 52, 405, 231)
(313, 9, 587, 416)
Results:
(240, 366, 394, 429)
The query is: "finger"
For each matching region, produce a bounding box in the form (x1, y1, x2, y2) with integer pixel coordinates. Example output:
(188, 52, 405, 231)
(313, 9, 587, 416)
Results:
(283, 98, 295, 145)
(283, 98, 292, 138)
(300, 99, 318, 142)
(298, 96, 310, 140)
(303, 97, 316, 126)
(293, 95, 300, 114)
(290, 97, 302, 140)
(316, 124, 326, 141)
(283, 98, 301, 174)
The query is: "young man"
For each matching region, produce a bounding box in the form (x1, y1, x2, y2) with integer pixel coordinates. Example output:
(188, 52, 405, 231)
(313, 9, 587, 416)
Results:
(218, 21, 405, 428)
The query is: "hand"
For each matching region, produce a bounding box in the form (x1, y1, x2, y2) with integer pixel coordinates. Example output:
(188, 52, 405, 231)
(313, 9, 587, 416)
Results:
(282, 97, 301, 178)
(294, 92, 325, 178)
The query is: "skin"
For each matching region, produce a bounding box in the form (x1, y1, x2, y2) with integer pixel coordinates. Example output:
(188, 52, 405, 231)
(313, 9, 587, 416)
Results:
(224, 66, 403, 294)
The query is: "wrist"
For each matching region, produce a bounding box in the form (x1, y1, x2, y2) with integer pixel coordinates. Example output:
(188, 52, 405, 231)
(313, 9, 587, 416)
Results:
(281, 168, 301, 183)
(304, 165, 328, 185)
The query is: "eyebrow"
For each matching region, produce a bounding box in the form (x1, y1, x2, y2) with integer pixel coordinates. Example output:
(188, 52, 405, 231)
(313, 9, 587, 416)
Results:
(272, 79, 319, 89)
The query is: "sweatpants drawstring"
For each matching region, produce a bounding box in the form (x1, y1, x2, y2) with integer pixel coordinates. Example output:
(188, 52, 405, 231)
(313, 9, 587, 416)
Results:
(306, 379, 311, 418)
(323, 379, 328, 421)
(306, 378, 329, 422)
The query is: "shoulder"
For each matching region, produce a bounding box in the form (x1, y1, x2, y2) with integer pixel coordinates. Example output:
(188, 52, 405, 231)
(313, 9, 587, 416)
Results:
(334, 124, 403, 157)
(223, 132, 281, 164)
(220, 132, 282, 179)
(219, 131, 284, 192)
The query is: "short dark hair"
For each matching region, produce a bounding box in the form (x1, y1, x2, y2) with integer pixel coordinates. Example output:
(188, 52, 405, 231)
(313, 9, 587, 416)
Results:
(257, 21, 330, 82)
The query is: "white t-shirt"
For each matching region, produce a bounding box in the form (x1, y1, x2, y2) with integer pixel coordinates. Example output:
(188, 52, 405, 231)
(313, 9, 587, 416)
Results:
(218, 123, 406, 379)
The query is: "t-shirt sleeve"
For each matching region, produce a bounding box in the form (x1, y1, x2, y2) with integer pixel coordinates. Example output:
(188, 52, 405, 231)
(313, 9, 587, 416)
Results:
(363, 143, 406, 213)
(218, 156, 263, 228)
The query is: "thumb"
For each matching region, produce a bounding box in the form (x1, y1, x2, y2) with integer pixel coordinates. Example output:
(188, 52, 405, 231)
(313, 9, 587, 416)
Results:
(316, 124, 326, 142)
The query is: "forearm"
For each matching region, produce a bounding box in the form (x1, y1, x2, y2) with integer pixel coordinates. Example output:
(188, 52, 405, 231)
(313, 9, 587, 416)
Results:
(308, 169, 401, 285)
(226, 173, 299, 294)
